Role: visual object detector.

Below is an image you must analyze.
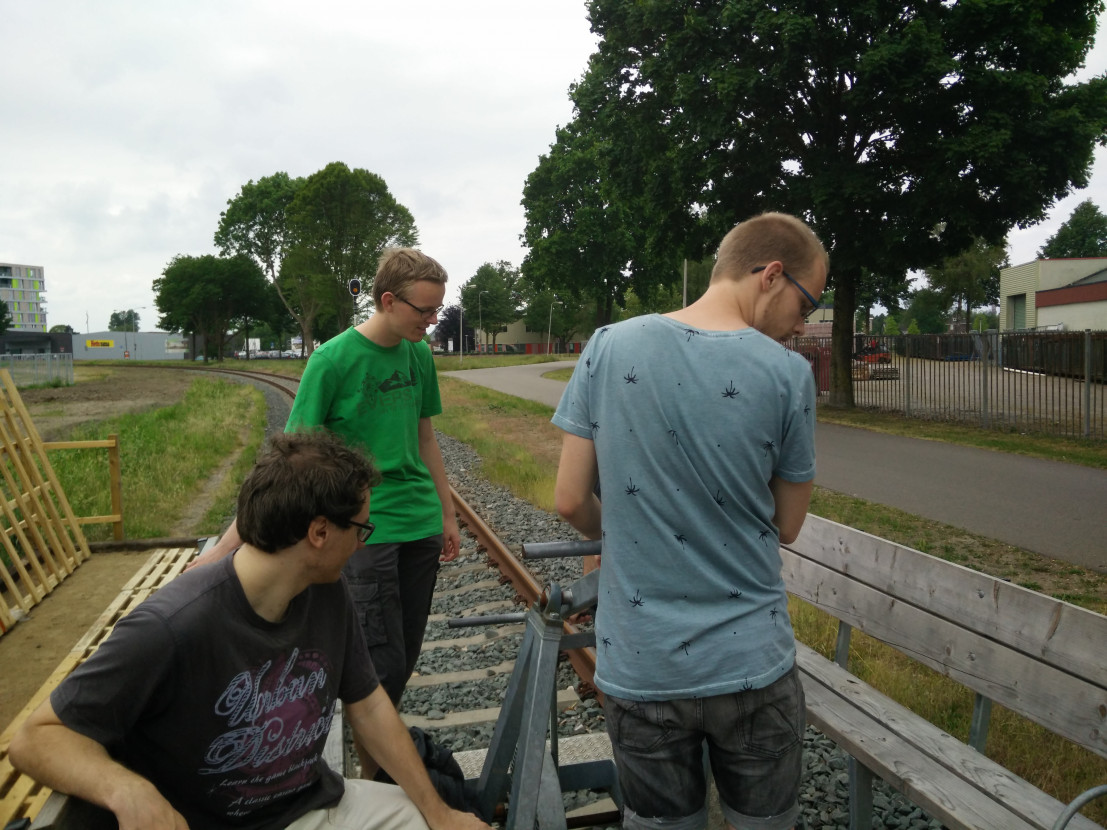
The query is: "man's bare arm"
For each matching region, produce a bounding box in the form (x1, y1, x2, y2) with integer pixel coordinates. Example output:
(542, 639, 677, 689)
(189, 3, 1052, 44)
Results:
(9, 701, 188, 830)
(186, 517, 242, 570)
(418, 417, 460, 562)
(768, 476, 814, 544)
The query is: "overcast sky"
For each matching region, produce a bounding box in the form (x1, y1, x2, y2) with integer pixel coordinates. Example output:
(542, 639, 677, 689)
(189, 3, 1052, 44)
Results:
(2, 2, 1105, 334)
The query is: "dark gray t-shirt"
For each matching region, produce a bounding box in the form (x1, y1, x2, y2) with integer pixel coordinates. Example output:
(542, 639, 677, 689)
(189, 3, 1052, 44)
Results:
(51, 554, 378, 829)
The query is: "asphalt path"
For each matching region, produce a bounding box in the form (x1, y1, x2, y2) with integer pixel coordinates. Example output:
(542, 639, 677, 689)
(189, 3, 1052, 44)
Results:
(442, 361, 1107, 572)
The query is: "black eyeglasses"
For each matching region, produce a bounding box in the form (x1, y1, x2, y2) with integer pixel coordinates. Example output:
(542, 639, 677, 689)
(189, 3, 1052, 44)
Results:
(345, 519, 376, 544)
(395, 296, 444, 318)
(752, 266, 823, 320)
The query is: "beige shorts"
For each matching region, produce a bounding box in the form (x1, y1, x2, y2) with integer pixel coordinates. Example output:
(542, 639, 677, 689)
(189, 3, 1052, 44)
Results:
(286, 779, 429, 830)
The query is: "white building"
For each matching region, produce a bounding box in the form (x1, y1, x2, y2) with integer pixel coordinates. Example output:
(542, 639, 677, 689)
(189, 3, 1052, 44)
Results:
(999, 258, 1107, 331)
(0, 262, 47, 332)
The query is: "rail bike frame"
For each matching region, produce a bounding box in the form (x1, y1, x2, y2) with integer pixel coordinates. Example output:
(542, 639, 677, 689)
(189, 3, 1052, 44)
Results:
(451, 541, 621, 830)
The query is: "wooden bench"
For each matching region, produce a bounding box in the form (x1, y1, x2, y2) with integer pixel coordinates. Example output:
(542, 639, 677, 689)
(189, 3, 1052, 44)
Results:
(782, 515, 1107, 830)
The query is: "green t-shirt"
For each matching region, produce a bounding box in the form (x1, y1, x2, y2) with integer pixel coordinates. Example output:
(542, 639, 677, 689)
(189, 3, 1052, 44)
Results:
(286, 327, 443, 543)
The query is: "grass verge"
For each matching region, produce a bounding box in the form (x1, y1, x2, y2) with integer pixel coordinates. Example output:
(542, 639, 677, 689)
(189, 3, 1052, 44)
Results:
(434, 377, 1107, 822)
(48, 378, 264, 540)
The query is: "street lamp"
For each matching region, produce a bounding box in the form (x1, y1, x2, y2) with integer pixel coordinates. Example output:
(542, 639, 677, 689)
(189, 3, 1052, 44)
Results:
(547, 298, 563, 356)
(478, 290, 488, 355)
(458, 302, 464, 365)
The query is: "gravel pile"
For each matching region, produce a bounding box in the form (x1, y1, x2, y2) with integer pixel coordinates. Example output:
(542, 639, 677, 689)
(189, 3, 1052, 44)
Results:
(403, 433, 944, 830)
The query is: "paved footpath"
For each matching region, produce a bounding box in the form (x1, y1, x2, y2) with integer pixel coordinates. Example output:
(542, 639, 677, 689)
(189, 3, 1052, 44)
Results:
(442, 361, 1107, 572)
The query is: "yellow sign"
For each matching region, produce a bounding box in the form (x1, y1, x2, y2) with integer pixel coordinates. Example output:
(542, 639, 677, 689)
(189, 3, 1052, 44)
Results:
(86, 339, 114, 348)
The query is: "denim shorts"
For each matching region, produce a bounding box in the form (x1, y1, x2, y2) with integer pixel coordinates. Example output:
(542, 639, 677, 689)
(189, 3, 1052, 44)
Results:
(604, 664, 805, 830)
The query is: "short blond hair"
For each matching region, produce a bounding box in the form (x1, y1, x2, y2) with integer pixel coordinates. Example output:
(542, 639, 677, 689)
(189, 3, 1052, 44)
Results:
(712, 212, 827, 284)
(372, 248, 448, 306)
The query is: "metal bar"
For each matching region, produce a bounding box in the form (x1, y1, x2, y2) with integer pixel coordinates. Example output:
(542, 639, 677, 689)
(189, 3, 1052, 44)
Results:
(1086, 329, 1093, 440)
(969, 693, 993, 753)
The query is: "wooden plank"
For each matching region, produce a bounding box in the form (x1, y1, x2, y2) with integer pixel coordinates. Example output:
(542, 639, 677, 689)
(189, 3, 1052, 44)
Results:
(41, 440, 117, 450)
(799, 665, 1039, 829)
(781, 546, 1107, 759)
(0, 420, 76, 582)
(2, 372, 90, 566)
(0, 418, 72, 587)
(789, 516, 1107, 689)
(796, 643, 1101, 830)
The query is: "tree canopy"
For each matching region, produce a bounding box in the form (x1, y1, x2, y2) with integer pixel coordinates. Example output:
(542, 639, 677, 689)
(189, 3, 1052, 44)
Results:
(925, 237, 1007, 329)
(289, 162, 418, 333)
(525, 0, 1107, 405)
(460, 261, 523, 351)
(1039, 199, 1107, 258)
(108, 309, 141, 332)
(214, 163, 417, 353)
(153, 254, 269, 362)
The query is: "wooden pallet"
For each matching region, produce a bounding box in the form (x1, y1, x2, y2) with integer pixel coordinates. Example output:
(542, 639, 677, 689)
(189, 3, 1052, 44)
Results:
(0, 369, 92, 636)
(0, 546, 196, 828)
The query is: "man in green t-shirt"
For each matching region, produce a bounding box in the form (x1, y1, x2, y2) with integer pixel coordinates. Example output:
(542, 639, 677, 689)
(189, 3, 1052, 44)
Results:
(194, 248, 459, 779)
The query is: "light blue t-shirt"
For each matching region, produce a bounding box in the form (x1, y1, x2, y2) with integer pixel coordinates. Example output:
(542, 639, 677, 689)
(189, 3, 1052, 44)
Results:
(552, 315, 816, 700)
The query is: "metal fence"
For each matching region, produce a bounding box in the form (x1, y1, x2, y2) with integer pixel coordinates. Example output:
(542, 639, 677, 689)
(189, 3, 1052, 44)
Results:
(0, 353, 74, 388)
(791, 330, 1107, 440)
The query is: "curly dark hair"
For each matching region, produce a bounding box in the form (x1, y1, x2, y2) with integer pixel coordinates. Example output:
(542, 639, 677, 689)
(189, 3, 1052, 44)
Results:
(236, 430, 382, 553)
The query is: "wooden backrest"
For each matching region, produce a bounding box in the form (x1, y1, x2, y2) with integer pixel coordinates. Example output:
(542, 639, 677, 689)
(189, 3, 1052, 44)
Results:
(781, 515, 1107, 760)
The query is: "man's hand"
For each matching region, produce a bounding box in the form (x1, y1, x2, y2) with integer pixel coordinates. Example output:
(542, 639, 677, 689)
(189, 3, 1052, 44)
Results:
(440, 515, 461, 563)
(426, 806, 492, 830)
(110, 778, 189, 830)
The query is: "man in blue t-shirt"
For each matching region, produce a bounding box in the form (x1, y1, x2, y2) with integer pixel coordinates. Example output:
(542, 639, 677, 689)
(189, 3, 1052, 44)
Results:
(10, 431, 489, 830)
(553, 212, 828, 830)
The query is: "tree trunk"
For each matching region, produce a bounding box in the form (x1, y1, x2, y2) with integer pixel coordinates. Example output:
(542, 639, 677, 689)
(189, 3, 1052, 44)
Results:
(828, 275, 857, 408)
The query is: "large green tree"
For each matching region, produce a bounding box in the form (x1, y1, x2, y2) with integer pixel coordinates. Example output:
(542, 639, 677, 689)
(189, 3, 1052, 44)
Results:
(153, 254, 269, 363)
(460, 261, 523, 352)
(901, 286, 952, 334)
(1039, 199, 1107, 258)
(521, 120, 636, 327)
(108, 309, 141, 332)
(215, 172, 307, 350)
(288, 162, 418, 333)
(528, 0, 1107, 406)
(925, 238, 1007, 330)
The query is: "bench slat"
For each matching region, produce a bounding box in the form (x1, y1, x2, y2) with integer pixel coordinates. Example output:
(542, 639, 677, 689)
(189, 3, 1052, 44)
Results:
(791, 516, 1107, 690)
(782, 546, 1107, 760)
(797, 643, 1101, 830)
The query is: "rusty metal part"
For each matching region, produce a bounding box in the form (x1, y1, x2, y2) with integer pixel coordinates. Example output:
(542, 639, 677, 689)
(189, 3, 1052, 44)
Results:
(451, 486, 598, 699)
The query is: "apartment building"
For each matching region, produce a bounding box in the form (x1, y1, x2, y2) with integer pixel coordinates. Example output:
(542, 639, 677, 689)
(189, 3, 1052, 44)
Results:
(0, 262, 47, 332)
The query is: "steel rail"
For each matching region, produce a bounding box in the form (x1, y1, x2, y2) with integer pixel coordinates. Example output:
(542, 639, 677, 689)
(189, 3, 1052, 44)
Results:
(451, 486, 598, 698)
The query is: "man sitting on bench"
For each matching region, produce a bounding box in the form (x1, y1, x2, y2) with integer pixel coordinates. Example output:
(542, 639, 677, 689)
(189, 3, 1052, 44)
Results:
(9, 430, 489, 830)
